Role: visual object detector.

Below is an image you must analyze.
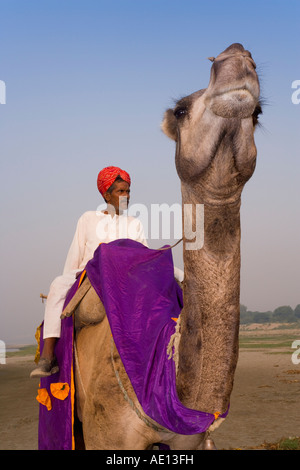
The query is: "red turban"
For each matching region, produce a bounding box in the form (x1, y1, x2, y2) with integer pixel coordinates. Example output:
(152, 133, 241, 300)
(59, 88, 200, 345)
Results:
(97, 166, 131, 196)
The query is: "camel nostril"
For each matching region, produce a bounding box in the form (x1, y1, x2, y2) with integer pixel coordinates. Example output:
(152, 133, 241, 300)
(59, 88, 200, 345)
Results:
(246, 57, 257, 69)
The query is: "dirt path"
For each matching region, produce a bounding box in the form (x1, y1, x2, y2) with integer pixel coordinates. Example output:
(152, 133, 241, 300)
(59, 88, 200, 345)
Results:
(0, 327, 299, 450)
(0, 356, 39, 450)
(213, 349, 300, 449)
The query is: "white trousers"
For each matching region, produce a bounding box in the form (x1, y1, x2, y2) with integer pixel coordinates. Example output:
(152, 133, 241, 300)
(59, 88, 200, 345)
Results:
(43, 270, 79, 339)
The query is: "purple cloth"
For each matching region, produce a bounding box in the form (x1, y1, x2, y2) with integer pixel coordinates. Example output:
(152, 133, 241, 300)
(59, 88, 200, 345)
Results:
(85, 239, 228, 434)
(38, 278, 80, 450)
(38, 239, 228, 449)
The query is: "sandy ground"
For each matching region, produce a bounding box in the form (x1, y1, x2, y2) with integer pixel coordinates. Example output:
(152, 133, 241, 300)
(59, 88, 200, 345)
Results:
(0, 326, 299, 450)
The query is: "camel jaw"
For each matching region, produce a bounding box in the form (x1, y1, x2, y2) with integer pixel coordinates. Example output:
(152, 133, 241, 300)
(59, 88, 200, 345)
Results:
(205, 86, 259, 119)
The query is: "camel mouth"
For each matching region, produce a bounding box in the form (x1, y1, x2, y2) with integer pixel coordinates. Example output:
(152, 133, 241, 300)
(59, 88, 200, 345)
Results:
(205, 86, 259, 119)
(216, 85, 253, 96)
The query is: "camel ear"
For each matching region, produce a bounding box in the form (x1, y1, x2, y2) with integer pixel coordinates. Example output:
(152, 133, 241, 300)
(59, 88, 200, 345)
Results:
(161, 109, 178, 141)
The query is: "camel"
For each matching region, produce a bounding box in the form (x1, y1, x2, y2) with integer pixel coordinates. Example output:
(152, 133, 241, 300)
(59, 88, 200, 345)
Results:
(69, 43, 261, 450)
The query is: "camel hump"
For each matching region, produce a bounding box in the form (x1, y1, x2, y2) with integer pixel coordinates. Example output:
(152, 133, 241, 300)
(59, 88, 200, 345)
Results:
(61, 277, 106, 329)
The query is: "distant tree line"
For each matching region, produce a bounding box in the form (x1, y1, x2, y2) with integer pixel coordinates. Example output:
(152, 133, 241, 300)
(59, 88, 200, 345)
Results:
(240, 304, 300, 324)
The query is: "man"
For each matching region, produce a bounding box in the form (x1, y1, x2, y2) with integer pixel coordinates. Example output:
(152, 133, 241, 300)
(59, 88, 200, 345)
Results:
(31, 166, 147, 378)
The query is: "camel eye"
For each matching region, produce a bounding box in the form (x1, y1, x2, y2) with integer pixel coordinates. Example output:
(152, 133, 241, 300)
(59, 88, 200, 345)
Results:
(252, 103, 262, 126)
(174, 107, 188, 119)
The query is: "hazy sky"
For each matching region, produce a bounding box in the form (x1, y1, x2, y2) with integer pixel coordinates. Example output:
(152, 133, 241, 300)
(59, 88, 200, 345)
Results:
(1, 0, 299, 344)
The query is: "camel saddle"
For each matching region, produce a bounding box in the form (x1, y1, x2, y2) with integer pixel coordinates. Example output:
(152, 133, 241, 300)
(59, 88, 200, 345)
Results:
(60, 274, 106, 330)
(61, 271, 183, 331)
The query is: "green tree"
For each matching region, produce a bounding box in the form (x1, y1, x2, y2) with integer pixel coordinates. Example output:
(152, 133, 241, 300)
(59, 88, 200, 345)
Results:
(272, 306, 297, 323)
(240, 304, 251, 324)
(253, 311, 272, 323)
(294, 304, 300, 319)
(240, 304, 248, 315)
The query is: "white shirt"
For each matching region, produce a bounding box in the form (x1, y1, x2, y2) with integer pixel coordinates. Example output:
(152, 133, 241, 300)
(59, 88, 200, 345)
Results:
(63, 210, 148, 275)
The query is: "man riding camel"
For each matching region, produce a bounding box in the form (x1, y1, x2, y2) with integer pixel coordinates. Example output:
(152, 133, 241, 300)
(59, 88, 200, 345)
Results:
(31, 166, 183, 378)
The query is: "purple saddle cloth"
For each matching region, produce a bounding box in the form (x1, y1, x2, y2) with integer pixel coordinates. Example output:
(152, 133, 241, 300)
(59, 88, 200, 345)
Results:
(85, 239, 228, 434)
(38, 239, 228, 450)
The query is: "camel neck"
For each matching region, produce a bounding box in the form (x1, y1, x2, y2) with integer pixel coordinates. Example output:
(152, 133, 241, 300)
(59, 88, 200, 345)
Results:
(176, 195, 241, 415)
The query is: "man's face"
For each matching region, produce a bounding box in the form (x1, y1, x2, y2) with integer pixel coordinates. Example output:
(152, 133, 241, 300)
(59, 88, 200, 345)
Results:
(105, 180, 130, 214)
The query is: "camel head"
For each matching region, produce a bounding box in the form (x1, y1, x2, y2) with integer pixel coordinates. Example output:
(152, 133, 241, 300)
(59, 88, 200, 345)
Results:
(162, 43, 261, 204)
